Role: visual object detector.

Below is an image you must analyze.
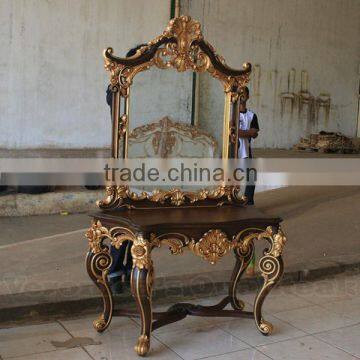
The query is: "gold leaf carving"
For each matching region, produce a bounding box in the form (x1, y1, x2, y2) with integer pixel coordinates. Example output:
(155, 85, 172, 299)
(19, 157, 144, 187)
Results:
(188, 229, 231, 264)
(98, 184, 245, 209)
(103, 16, 251, 93)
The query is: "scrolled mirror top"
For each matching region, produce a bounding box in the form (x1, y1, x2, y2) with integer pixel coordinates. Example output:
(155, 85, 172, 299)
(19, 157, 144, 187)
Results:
(103, 15, 251, 93)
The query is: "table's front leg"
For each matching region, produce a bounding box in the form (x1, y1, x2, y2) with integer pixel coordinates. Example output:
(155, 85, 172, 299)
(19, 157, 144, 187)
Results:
(85, 223, 114, 333)
(130, 233, 154, 357)
(254, 226, 286, 335)
(85, 221, 138, 333)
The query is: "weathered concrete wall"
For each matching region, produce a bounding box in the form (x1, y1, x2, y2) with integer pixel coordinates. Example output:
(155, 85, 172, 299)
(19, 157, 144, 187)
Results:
(0, 0, 192, 149)
(187, 0, 360, 148)
(1, 0, 359, 150)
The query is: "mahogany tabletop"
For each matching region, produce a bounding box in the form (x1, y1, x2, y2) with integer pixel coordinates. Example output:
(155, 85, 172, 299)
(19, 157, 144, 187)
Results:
(91, 205, 282, 236)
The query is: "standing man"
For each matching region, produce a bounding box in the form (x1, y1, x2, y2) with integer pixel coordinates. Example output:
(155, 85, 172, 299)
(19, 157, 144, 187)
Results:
(237, 86, 259, 275)
(237, 86, 259, 205)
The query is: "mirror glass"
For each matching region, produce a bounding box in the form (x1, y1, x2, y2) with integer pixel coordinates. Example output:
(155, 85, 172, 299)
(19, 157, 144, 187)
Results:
(124, 66, 225, 194)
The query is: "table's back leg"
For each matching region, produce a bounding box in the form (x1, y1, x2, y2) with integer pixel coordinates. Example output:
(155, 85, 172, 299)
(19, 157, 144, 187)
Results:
(130, 234, 153, 356)
(85, 250, 113, 332)
(229, 243, 255, 310)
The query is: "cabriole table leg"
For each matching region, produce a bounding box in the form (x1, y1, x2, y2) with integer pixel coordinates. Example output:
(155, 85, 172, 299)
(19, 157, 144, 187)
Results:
(130, 233, 154, 356)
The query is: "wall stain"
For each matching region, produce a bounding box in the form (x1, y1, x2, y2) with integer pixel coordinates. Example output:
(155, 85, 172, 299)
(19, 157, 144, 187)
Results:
(276, 25, 282, 49)
(315, 93, 331, 125)
(281, 68, 296, 116)
(279, 68, 332, 133)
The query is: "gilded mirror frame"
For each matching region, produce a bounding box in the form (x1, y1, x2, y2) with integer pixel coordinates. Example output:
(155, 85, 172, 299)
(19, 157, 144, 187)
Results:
(99, 16, 252, 209)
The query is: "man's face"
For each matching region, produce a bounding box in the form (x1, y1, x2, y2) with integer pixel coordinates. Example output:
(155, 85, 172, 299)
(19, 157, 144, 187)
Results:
(240, 91, 249, 104)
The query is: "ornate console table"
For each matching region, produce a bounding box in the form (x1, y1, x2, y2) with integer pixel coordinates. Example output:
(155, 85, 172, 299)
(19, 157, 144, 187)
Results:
(86, 206, 286, 356)
(88, 15, 288, 356)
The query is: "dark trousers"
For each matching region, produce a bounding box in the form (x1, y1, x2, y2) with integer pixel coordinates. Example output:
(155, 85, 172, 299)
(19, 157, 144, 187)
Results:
(244, 184, 255, 205)
(109, 241, 133, 279)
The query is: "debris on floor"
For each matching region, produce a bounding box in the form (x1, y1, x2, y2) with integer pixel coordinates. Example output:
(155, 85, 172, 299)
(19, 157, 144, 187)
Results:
(294, 131, 359, 153)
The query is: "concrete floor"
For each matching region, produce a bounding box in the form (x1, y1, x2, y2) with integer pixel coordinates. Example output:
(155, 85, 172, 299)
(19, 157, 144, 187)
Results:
(0, 186, 359, 312)
(0, 213, 89, 246)
(0, 189, 102, 217)
(1, 271, 359, 359)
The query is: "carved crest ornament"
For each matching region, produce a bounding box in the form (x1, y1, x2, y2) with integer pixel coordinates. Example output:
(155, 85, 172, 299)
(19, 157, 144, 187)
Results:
(100, 15, 252, 210)
(104, 15, 251, 94)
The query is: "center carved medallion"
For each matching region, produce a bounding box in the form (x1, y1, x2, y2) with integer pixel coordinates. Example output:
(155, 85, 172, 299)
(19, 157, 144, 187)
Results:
(189, 229, 232, 264)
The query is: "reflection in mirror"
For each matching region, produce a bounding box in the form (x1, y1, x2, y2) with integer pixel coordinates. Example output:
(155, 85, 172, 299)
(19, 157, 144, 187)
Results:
(130, 68, 192, 133)
(126, 68, 223, 159)
(122, 67, 225, 194)
(197, 72, 225, 155)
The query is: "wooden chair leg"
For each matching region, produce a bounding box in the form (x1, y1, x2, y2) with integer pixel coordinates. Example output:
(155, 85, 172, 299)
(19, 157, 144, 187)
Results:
(130, 233, 154, 356)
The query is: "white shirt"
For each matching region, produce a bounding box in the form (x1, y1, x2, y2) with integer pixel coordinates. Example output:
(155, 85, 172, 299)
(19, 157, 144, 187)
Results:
(238, 110, 255, 159)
